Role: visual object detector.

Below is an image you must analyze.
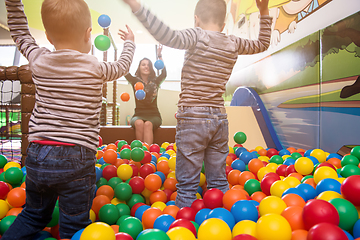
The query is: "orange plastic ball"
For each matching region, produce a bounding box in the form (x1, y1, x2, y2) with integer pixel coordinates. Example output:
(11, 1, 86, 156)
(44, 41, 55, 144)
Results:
(326, 158, 342, 169)
(96, 150, 104, 160)
(120, 92, 130, 102)
(227, 169, 241, 186)
(222, 188, 247, 211)
(7, 187, 26, 208)
(170, 191, 177, 201)
(157, 160, 170, 175)
(251, 191, 267, 203)
(144, 174, 162, 192)
(226, 156, 234, 166)
(91, 195, 111, 215)
(281, 193, 306, 208)
(258, 149, 267, 156)
(96, 185, 115, 200)
(106, 143, 118, 151)
(142, 207, 163, 229)
(238, 171, 256, 186)
(281, 206, 306, 230)
(291, 229, 308, 240)
(134, 82, 144, 91)
(6, 207, 23, 217)
(163, 205, 180, 219)
(303, 178, 316, 188)
(103, 149, 118, 165)
(164, 178, 178, 192)
(287, 173, 304, 182)
(248, 158, 264, 175)
(287, 147, 297, 154)
(149, 190, 168, 204)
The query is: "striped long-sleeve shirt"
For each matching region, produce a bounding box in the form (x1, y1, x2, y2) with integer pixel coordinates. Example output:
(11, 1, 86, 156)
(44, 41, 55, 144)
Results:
(6, 0, 135, 152)
(134, 5, 272, 108)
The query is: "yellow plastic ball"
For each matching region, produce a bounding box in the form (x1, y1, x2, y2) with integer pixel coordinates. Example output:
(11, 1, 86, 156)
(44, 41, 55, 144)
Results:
(167, 226, 196, 240)
(166, 149, 176, 156)
(310, 149, 327, 163)
(282, 155, 291, 160)
(294, 157, 314, 175)
(4, 162, 21, 171)
(283, 176, 301, 188)
(270, 180, 290, 198)
(80, 222, 115, 240)
(265, 163, 278, 173)
(313, 166, 338, 184)
(316, 190, 343, 201)
(198, 218, 232, 240)
(111, 198, 122, 205)
(255, 146, 264, 152)
(257, 167, 270, 181)
(161, 142, 170, 149)
(196, 193, 202, 199)
(0, 199, 10, 219)
(232, 220, 257, 238)
(229, 146, 235, 154)
(168, 156, 176, 171)
(157, 156, 168, 163)
(172, 143, 177, 152)
(151, 201, 167, 211)
(258, 156, 270, 162)
(116, 164, 133, 181)
(199, 172, 206, 186)
(89, 209, 96, 222)
(258, 196, 287, 216)
(256, 213, 292, 240)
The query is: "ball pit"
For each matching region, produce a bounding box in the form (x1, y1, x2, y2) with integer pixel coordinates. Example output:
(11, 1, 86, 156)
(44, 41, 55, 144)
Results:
(1, 134, 360, 240)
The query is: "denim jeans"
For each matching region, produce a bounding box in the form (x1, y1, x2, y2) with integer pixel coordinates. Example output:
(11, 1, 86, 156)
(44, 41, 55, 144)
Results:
(1, 143, 96, 240)
(175, 106, 230, 208)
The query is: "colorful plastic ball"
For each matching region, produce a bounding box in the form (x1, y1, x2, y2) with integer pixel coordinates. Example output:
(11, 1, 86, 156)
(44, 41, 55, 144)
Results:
(317, 190, 343, 201)
(281, 205, 305, 230)
(169, 219, 197, 237)
(295, 183, 316, 202)
(134, 81, 144, 91)
(98, 204, 120, 225)
(294, 157, 314, 175)
(340, 175, 360, 206)
(231, 159, 246, 171)
(118, 216, 143, 240)
(351, 146, 360, 160)
(353, 219, 360, 238)
(270, 180, 290, 198)
(0, 181, 10, 199)
(256, 213, 292, 240)
(0, 199, 9, 219)
(94, 35, 111, 51)
(258, 195, 287, 216)
(142, 207, 163, 229)
(154, 59, 165, 70)
(102, 165, 117, 181)
(260, 173, 281, 196)
(307, 222, 348, 240)
(144, 173, 162, 192)
(114, 182, 132, 201)
(116, 164, 133, 181)
(230, 200, 258, 222)
(134, 205, 150, 221)
(232, 234, 257, 240)
(281, 193, 305, 207)
(116, 203, 131, 217)
(7, 187, 26, 208)
(266, 148, 279, 158)
(4, 167, 23, 185)
(341, 154, 360, 167)
(243, 178, 261, 196)
(80, 222, 115, 240)
(222, 188, 247, 211)
(233, 132, 247, 144)
(71, 228, 84, 240)
(176, 207, 196, 221)
(135, 90, 146, 100)
(114, 232, 133, 240)
(0, 215, 16, 235)
(302, 199, 339, 230)
(203, 188, 224, 209)
(167, 226, 196, 240)
(197, 218, 232, 240)
(310, 149, 327, 163)
(340, 165, 360, 177)
(207, 207, 235, 229)
(153, 214, 176, 232)
(120, 92, 130, 102)
(195, 208, 211, 226)
(128, 176, 145, 194)
(0, 155, 7, 168)
(232, 220, 257, 238)
(316, 178, 341, 195)
(239, 151, 254, 165)
(329, 198, 358, 231)
(98, 14, 111, 28)
(313, 166, 338, 184)
(137, 229, 170, 240)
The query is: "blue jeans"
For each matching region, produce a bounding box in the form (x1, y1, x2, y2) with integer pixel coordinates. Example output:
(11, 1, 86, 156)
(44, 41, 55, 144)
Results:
(175, 106, 230, 208)
(1, 143, 96, 240)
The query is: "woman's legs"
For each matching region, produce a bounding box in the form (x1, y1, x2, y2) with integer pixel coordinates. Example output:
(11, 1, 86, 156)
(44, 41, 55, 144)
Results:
(134, 119, 145, 142)
(143, 121, 154, 145)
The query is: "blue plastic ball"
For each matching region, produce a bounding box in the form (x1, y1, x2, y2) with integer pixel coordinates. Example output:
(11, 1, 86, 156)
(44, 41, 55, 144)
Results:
(70, 228, 84, 240)
(95, 166, 102, 183)
(154, 171, 166, 184)
(135, 89, 146, 100)
(295, 183, 316, 201)
(208, 207, 235, 229)
(153, 214, 175, 232)
(154, 59, 164, 70)
(135, 205, 150, 221)
(195, 208, 211, 226)
(230, 200, 258, 223)
(282, 187, 307, 201)
(235, 147, 247, 157)
(231, 159, 246, 171)
(283, 157, 296, 166)
(98, 14, 111, 28)
(315, 178, 341, 195)
(239, 151, 254, 165)
(353, 219, 360, 238)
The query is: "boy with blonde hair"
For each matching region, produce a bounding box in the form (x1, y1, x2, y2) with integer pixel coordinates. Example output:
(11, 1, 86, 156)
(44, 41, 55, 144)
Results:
(4, 0, 135, 239)
(122, 0, 271, 208)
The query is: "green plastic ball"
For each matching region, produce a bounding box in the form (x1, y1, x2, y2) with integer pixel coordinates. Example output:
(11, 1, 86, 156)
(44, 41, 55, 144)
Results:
(114, 182, 132, 201)
(99, 203, 120, 225)
(244, 178, 262, 195)
(130, 140, 143, 149)
(96, 177, 108, 188)
(341, 155, 360, 167)
(116, 203, 131, 217)
(329, 198, 358, 231)
(291, 152, 302, 160)
(117, 140, 128, 149)
(116, 214, 131, 226)
(0, 215, 16, 235)
(269, 155, 283, 164)
(0, 155, 7, 168)
(94, 35, 111, 51)
(120, 148, 131, 160)
(340, 165, 360, 177)
(233, 132, 247, 144)
(137, 229, 170, 240)
(46, 206, 59, 227)
(4, 167, 23, 185)
(350, 146, 360, 160)
(126, 194, 145, 209)
(118, 216, 143, 240)
(131, 147, 145, 162)
(107, 177, 122, 189)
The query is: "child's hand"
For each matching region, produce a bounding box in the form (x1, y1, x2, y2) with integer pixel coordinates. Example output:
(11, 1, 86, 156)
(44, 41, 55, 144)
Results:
(256, 0, 269, 16)
(157, 44, 163, 57)
(118, 25, 134, 42)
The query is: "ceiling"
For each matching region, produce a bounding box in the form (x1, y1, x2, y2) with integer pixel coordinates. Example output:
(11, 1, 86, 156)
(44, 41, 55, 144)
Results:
(0, 0, 198, 45)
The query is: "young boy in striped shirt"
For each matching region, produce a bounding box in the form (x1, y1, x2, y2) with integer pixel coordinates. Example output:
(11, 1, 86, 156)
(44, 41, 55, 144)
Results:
(3, 0, 135, 239)
(122, 0, 272, 208)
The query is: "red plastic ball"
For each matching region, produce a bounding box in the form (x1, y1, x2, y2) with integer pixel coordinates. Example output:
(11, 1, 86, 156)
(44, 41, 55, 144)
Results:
(302, 199, 339, 230)
(128, 176, 145, 194)
(139, 164, 155, 179)
(141, 151, 152, 164)
(232, 234, 257, 240)
(202, 188, 223, 209)
(102, 165, 118, 181)
(0, 181, 10, 199)
(316, 162, 337, 171)
(285, 164, 297, 176)
(307, 222, 348, 240)
(276, 164, 288, 177)
(98, 136, 103, 147)
(340, 175, 360, 206)
(176, 207, 196, 221)
(191, 199, 206, 213)
(129, 164, 139, 178)
(267, 148, 279, 158)
(149, 144, 160, 153)
(260, 173, 281, 196)
(115, 232, 133, 240)
(130, 202, 146, 216)
(168, 219, 197, 237)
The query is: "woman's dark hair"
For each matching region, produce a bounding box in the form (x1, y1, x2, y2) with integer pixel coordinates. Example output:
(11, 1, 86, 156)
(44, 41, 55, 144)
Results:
(135, 58, 156, 79)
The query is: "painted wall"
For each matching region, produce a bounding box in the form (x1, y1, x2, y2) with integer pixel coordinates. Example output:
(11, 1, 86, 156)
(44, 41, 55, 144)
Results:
(225, 0, 360, 153)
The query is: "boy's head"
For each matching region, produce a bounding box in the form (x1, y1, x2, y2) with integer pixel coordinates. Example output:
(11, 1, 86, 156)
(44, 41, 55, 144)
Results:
(41, 0, 92, 52)
(194, 0, 226, 30)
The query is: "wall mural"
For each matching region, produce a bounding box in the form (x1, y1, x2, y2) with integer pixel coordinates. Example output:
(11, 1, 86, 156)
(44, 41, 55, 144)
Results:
(224, 0, 360, 153)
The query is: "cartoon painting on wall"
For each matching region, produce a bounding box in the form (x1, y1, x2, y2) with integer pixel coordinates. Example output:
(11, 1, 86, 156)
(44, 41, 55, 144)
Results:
(226, 10, 360, 153)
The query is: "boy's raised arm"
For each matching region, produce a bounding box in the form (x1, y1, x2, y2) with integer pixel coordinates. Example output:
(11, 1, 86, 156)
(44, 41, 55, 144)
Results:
(121, 0, 141, 13)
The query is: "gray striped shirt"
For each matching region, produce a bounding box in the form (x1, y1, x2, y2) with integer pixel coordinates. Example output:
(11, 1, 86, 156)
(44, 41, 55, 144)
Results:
(6, 0, 135, 152)
(134, 5, 272, 107)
